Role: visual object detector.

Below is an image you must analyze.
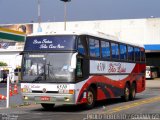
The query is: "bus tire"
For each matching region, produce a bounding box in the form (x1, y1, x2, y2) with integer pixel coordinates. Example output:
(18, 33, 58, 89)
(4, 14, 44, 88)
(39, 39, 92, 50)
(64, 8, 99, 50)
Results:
(121, 84, 130, 102)
(41, 103, 55, 110)
(85, 87, 96, 109)
(129, 83, 136, 100)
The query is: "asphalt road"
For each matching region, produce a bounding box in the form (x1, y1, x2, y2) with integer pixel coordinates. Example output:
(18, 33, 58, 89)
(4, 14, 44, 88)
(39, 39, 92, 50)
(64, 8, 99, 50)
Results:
(0, 79, 160, 120)
(0, 84, 23, 108)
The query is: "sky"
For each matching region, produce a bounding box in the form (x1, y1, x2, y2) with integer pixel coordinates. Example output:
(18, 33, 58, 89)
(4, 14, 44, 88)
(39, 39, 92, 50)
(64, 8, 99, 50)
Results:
(0, 0, 160, 24)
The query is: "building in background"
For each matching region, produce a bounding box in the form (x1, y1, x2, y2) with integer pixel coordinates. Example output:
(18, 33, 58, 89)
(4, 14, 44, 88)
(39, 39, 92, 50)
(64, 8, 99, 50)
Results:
(0, 27, 26, 82)
(1, 24, 33, 35)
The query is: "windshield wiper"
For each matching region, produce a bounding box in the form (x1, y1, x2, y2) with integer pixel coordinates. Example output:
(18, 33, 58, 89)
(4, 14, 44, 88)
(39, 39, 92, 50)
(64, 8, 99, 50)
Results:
(32, 74, 44, 83)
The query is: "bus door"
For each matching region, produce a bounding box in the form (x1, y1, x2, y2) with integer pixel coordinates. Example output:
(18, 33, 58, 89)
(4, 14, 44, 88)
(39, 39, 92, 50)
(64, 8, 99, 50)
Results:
(76, 55, 89, 80)
(77, 35, 89, 81)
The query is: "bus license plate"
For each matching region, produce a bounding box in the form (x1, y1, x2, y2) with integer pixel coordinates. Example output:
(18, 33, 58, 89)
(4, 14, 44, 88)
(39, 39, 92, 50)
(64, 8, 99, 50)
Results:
(40, 96, 50, 101)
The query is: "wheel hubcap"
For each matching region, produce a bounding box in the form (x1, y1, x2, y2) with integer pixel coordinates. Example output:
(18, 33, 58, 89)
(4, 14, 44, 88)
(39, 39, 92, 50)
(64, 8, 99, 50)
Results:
(87, 91, 93, 105)
(132, 88, 135, 97)
(125, 88, 129, 98)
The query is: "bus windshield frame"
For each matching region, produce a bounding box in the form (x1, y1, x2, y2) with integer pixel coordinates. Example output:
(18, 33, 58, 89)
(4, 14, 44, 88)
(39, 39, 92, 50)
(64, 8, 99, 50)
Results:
(21, 52, 76, 83)
(21, 35, 79, 83)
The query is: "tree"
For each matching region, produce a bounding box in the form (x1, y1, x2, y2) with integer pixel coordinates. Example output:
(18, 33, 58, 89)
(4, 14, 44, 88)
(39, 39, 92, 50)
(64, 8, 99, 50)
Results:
(0, 61, 8, 66)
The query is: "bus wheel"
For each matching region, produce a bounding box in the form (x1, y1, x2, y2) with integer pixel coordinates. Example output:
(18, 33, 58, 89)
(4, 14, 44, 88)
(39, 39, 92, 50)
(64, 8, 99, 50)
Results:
(129, 83, 136, 100)
(121, 84, 130, 102)
(85, 87, 96, 109)
(41, 103, 55, 110)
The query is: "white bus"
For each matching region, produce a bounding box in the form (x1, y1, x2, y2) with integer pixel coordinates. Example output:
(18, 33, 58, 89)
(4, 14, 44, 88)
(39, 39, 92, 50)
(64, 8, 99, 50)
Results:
(21, 31, 146, 109)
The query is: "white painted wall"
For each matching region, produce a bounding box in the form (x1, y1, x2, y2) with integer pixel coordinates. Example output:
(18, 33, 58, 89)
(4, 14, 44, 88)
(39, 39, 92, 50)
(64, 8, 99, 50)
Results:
(0, 52, 22, 69)
(33, 18, 160, 45)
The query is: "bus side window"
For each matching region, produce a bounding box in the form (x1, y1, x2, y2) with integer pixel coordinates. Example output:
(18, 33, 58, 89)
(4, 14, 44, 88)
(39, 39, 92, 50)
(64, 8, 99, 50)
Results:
(101, 41, 110, 59)
(78, 38, 85, 55)
(76, 56, 89, 80)
(111, 42, 119, 59)
(78, 36, 88, 55)
(95, 40, 100, 57)
(120, 44, 127, 60)
(128, 46, 134, 61)
(76, 58, 83, 77)
(89, 38, 95, 57)
(89, 38, 100, 58)
(135, 47, 140, 61)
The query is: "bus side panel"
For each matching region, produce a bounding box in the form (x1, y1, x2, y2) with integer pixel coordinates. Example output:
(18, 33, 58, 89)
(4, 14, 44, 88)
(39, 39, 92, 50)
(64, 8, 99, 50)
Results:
(136, 77, 145, 93)
(97, 88, 107, 101)
(76, 63, 146, 104)
(76, 76, 124, 104)
(136, 64, 146, 93)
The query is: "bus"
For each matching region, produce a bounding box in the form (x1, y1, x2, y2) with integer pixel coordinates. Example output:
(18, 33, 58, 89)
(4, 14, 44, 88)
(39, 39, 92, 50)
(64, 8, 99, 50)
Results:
(20, 31, 146, 109)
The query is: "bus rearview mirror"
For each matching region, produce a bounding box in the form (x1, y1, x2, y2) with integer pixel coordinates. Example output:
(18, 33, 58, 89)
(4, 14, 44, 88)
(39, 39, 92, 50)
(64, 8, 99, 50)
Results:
(70, 52, 78, 69)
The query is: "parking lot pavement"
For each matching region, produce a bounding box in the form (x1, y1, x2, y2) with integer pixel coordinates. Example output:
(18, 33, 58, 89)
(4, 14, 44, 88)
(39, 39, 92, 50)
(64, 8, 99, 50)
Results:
(0, 84, 23, 108)
(0, 83, 7, 88)
(146, 78, 160, 88)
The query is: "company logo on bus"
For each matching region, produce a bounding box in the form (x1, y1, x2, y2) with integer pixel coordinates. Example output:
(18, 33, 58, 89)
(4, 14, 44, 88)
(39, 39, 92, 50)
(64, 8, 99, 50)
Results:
(97, 63, 106, 71)
(108, 63, 126, 73)
(42, 88, 47, 93)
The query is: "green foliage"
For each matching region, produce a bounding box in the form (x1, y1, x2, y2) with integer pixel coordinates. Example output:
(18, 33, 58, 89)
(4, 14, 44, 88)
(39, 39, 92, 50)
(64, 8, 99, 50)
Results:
(0, 61, 7, 66)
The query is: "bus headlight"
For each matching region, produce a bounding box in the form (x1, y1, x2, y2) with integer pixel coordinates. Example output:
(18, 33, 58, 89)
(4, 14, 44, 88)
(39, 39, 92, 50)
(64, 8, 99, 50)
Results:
(24, 96, 29, 100)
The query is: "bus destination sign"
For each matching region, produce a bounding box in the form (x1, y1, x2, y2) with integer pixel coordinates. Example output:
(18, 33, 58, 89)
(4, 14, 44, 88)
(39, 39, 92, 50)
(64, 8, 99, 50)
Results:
(24, 35, 76, 51)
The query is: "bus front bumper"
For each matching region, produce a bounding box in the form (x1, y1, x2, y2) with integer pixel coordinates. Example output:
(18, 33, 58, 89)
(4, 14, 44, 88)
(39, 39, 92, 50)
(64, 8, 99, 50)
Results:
(22, 93, 75, 105)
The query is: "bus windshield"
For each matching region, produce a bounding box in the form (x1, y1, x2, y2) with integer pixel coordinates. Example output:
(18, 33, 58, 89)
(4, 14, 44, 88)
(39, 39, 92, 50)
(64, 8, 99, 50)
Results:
(22, 53, 75, 83)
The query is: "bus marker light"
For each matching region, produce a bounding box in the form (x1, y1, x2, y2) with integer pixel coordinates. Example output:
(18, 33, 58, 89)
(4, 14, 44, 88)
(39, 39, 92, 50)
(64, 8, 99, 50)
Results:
(22, 88, 32, 93)
(69, 90, 74, 94)
(22, 88, 27, 93)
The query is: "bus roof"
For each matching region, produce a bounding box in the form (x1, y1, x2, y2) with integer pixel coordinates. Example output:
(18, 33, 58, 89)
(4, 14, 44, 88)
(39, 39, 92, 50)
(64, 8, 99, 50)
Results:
(28, 30, 144, 48)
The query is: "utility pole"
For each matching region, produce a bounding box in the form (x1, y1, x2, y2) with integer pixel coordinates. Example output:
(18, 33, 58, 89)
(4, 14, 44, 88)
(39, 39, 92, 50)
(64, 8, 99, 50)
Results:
(37, 0, 42, 32)
(60, 0, 71, 31)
